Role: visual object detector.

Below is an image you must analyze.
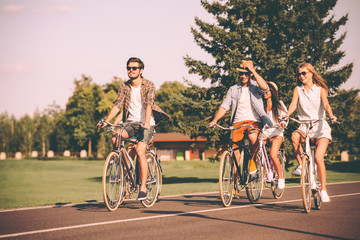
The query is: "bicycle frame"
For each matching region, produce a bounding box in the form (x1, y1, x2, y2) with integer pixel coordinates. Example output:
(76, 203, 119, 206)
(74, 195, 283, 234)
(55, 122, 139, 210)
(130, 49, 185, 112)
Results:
(289, 118, 321, 189)
(258, 125, 285, 183)
(215, 123, 255, 185)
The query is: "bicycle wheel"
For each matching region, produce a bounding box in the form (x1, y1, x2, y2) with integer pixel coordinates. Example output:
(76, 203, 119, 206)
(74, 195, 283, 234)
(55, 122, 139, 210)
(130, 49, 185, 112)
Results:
(102, 152, 124, 211)
(271, 152, 286, 199)
(301, 155, 311, 213)
(219, 151, 234, 207)
(246, 152, 264, 203)
(314, 190, 321, 210)
(141, 152, 161, 208)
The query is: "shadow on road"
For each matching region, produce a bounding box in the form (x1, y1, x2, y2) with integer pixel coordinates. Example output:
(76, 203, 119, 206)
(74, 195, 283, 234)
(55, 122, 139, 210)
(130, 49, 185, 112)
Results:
(143, 209, 349, 240)
(162, 176, 218, 184)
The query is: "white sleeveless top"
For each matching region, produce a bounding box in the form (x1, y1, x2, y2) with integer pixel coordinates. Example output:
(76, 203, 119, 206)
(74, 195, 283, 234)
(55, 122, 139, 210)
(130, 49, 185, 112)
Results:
(297, 85, 331, 140)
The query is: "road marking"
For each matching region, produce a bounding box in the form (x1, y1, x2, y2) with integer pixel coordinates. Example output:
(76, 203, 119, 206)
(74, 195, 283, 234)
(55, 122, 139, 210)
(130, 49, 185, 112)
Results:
(1, 181, 359, 213)
(0, 192, 359, 239)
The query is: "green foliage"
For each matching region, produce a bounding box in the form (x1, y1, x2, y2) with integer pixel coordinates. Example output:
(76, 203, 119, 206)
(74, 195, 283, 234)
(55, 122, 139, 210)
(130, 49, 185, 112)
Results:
(328, 89, 360, 154)
(65, 75, 103, 153)
(155, 81, 187, 132)
(178, 0, 353, 153)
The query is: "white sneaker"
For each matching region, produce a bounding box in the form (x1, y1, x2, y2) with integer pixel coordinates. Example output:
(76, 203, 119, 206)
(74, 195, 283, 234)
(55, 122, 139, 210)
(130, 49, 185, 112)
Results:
(320, 190, 330, 202)
(278, 178, 285, 189)
(292, 165, 302, 176)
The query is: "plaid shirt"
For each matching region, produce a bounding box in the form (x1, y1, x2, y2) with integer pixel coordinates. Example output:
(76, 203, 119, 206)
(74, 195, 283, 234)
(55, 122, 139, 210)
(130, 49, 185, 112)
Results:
(113, 78, 169, 122)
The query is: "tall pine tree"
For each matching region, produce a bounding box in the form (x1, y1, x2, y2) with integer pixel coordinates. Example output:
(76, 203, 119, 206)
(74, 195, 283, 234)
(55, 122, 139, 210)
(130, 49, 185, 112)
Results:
(175, 0, 353, 153)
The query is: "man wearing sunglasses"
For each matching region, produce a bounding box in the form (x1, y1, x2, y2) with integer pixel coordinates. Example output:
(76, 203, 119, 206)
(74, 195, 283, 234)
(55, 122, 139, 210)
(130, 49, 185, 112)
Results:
(98, 57, 168, 201)
(209, 60, 273, 179)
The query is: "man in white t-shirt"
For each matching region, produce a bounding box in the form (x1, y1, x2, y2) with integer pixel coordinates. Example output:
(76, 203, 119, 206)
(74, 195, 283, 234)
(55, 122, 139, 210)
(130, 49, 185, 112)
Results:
(209, 60, 273, 178)
(98, 57, 168, 201)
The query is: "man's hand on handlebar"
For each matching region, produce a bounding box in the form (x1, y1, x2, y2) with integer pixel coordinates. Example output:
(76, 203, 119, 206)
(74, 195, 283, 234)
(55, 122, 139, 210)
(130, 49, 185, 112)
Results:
(96, 120, 108, 130)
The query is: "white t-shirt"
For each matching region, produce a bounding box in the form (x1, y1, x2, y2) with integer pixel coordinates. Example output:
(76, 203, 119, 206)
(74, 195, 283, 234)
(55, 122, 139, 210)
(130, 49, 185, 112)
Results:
(233, 87, 261, 124)
(127, 86, 155, 125)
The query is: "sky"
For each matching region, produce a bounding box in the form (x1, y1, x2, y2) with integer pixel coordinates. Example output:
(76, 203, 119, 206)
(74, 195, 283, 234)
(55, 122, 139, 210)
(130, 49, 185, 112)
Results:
(0, 0, 359, 118)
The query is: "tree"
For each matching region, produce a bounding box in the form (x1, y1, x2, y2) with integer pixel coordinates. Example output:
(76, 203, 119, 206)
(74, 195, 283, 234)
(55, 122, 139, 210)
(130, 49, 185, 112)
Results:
(0, 113, 12, 153)
(65, 75, 103, 156)
(18, 114, 35, 156)
(328, 89, 360, 154)
(177, 0, 353, 154)
(155, 81, 187, 132)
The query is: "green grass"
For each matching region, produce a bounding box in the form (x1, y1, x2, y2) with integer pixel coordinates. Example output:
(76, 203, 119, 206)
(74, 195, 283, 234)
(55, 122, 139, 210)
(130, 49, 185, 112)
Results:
(0, 159, 359, 209)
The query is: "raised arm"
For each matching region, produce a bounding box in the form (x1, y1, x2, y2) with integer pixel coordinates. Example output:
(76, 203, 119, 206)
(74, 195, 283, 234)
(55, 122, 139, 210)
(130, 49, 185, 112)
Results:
(242, 60, 268, 92)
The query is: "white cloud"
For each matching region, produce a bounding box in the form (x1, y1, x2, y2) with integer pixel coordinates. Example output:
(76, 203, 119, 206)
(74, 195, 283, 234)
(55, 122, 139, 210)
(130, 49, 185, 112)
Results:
(3, 5, 25, 14)
(33, 5, 74, 15)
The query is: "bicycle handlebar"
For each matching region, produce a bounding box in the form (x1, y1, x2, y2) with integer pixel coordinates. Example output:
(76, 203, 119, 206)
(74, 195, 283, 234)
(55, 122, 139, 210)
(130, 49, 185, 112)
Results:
(210, 123, 261, 131)
(286, 117, 340, 125)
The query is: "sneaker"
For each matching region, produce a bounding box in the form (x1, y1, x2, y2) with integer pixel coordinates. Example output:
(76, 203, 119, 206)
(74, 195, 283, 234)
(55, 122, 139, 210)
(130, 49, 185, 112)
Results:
(278, 178, 285, 189)
(249, 160, 257, 174)
(137, 191, 147, 201)
(292, 165, 302, 176)
(320, 190, 330, 202)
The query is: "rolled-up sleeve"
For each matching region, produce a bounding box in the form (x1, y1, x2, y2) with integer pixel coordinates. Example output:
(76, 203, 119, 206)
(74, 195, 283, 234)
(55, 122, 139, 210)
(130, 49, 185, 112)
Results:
(220, 88, 232, 111)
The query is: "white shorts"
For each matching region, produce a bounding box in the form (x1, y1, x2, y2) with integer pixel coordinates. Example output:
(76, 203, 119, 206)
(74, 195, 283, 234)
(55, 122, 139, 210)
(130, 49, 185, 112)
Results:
(263, 127, 283, 139)
(298, 120, 332, 141)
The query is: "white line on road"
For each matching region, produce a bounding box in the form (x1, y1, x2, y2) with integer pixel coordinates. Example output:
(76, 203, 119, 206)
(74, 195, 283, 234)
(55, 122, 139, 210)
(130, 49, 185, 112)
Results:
(1, 181, 359, 213)
(0, 192, 359, 239)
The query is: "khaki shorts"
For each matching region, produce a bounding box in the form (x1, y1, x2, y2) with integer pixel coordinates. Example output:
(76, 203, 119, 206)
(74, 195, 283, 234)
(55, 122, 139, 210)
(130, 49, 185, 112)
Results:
(123, 122, 154, 145)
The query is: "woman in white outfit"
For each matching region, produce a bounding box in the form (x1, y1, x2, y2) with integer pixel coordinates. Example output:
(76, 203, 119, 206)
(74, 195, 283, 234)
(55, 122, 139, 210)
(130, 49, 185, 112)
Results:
(263, 81, 288, 189)
(284, 63, 337, 202)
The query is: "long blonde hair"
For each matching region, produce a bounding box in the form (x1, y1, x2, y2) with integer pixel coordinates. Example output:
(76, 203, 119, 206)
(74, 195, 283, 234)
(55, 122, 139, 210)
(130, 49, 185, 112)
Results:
(296, 63, 328, 91)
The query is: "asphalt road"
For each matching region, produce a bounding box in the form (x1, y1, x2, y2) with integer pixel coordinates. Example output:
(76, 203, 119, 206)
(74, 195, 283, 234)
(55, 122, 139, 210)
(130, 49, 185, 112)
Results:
(0, 181, 359, 240)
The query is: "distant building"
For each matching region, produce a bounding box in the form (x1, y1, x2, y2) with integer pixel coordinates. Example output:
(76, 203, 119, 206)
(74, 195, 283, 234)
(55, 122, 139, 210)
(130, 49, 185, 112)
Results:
(153, 133, 217, 161)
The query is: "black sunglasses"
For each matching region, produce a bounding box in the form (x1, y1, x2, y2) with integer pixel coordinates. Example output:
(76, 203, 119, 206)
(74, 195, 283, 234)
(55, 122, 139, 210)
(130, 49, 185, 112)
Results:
(297, 71, 309, 77)
(127, 66, 141, 71)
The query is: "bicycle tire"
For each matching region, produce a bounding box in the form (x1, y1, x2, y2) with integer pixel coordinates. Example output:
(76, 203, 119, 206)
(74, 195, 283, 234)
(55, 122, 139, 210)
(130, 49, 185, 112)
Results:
(102, 152, 125, 212)
(141, 152, 161, 208)
(301, 155, 311, 213)
(246, 152, 264, 203)
(219, 151, 234, 207)
(271, 152, 286, 199)
(313, 190, 322, 209)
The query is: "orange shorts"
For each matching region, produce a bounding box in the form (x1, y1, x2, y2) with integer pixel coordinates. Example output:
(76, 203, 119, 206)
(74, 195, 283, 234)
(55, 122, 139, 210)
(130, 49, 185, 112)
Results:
(232, 120, 262, 148)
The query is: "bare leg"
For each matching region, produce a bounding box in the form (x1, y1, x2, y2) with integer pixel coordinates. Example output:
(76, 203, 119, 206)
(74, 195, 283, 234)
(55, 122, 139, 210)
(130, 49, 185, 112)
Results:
(248, 131, 259, 161)
(248, 131, 259, 172)
(269, 136, 284, 179)
(291, 130, 304, 166)
(136, 142, 148, 192)
(315, 138, 330, 191)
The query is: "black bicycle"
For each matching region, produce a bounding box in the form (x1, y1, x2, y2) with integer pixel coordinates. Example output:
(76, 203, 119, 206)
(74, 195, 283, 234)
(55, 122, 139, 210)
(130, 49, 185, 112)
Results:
(99, 120, 162, 211)
(212, 123, 263, 206)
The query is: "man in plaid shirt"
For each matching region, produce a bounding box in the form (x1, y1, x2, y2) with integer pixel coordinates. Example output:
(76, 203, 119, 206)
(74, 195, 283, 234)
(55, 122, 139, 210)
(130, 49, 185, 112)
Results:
(98, 57, 168, 201)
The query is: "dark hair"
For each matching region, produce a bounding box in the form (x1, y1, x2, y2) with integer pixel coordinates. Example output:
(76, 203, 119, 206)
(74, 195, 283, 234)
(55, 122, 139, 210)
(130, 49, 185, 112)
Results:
(127, 57, 144, 69)
(264, 83, 286, 120)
